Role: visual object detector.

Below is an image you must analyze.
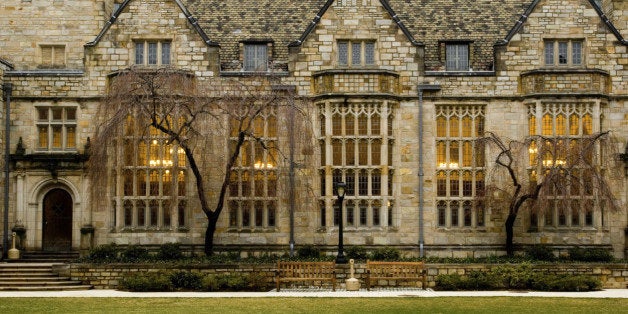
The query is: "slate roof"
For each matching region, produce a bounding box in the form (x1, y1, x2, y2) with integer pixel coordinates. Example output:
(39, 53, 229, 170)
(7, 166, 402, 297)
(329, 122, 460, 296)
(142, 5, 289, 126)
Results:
(86, 1, 626, 72)
(186, 0, 531, 71)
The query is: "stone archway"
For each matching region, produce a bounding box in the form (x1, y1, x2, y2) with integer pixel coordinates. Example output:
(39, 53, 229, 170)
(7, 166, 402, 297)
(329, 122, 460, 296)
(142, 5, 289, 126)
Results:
(42, 188, 73, 251)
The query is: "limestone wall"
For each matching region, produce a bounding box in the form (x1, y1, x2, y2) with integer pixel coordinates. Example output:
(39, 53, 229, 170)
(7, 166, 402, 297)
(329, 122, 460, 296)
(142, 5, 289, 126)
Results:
(68, 262, 628, 290)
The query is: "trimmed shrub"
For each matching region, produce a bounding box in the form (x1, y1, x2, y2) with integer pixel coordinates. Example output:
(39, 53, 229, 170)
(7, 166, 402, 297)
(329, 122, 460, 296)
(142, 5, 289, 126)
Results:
(435, 265, 601, 292)
(490, 263, 534, 289)
(369, 247, 401, 261)
(435, 273, 466, 291)
(245, 272, 271, 291)
(568, 247, 614, 262)
(345, 246, 368, 260)
(158, 242, 183, 260)
(121, 245, 150, 262)
(85, 243, 119, 263)
(530, 273, 601, 291)
(525, 245, 555, 261)
(120, 272, 172, 292)
(170, 271, 203, 290)
(297, 245, 321, 259)
(465, 270, 499, 290)
(217, 273, 248, 291)
(201, 274, 220, 291)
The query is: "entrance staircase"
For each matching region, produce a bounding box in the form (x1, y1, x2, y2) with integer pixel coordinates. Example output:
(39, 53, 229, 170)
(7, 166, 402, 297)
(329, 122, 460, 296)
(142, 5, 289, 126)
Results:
(16, 251, 80, 263)
(0, 251, 92, 291)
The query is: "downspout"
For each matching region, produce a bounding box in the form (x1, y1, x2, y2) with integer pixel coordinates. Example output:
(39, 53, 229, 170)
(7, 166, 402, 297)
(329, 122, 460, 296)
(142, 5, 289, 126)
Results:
(3, 83, 12, 258)
(417, 83, 440, 258)
(288, 99, 296, 257)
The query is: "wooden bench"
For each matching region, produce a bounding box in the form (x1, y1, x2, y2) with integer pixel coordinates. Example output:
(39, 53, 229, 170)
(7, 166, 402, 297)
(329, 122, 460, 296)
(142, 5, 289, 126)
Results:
(366, 261, 427, 290)
(275, 261, 336, 292)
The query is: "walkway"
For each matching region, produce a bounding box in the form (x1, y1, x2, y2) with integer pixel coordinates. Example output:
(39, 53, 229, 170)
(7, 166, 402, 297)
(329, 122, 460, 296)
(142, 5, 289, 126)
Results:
(0, 288, 626, 298)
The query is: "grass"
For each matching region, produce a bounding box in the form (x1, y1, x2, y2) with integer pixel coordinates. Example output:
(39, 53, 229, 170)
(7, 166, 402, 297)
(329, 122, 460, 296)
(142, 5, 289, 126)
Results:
(1, 297, 627, 314)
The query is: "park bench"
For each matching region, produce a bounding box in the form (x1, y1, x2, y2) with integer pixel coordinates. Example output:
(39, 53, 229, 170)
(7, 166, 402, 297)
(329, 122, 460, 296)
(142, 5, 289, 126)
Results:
(275, 261, 336, 292)
(366, 261, 427, 290)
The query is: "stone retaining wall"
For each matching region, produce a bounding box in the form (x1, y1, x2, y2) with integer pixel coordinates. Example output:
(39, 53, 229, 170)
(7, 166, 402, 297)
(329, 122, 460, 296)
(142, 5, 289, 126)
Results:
(68, 263, 628, 290)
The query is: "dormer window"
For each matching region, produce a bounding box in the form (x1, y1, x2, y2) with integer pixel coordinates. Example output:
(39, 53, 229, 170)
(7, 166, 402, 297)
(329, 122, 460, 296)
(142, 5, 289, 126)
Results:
(244, 44, 268, 71)
(338, 40, 376, 67)
(135, 40, 171, 66)
(544, 40, 583, 67)
(446, 43, 469, 71)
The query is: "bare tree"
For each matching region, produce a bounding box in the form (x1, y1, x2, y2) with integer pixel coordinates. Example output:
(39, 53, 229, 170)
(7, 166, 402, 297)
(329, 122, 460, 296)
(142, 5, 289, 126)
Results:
(482, 131, 622, 256)
(90, 67, 309, 255)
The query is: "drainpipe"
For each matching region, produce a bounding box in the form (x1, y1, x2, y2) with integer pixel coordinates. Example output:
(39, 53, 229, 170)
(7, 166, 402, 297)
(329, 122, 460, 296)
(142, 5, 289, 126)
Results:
(3, 83, 12, 259)
(288, 100, 296, 257)
(417, 83, 440, 258)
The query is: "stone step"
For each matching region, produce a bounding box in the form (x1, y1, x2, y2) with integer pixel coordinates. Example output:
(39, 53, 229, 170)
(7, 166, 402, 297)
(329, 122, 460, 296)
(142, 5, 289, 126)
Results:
(0, 263, 63, 268)
(0, 280, 84, 286)
(0, 285, 93, 291)
(0, 273, 58, 278)
(0, 276, 72, 281)
(15, 251, 79, 263)
(0, 261, 92, 291)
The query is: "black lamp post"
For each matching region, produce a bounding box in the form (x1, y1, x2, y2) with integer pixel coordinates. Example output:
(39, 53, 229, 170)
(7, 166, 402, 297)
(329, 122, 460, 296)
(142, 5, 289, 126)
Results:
(335, 182, 347, 264)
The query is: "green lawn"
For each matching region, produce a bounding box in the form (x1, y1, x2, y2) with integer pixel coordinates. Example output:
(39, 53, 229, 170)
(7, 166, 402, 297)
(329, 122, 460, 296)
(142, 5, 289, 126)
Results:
(1, 297, 627, 314)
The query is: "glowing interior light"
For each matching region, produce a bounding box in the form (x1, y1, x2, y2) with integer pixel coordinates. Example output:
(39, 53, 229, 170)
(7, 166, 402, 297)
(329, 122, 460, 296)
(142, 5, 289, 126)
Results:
(253, 161, 274, 169)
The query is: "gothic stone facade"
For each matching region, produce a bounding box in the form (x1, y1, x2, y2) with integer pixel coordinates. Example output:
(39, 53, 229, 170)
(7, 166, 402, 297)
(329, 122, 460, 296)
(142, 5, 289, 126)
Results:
(0, 0, 626, 257)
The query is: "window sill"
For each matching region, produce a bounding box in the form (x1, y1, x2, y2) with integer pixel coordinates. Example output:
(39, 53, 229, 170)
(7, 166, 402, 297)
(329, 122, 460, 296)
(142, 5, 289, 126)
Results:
(425, 70, 494, 77)
(115, 227, 189, 233)
(436, 227, 488, 232)
(528, 226, 606, 233)
(5, 69, 84, 77)
(226, 227, 278, 233)
(220, 71, 289, 77)
(321, 226, 397, 232)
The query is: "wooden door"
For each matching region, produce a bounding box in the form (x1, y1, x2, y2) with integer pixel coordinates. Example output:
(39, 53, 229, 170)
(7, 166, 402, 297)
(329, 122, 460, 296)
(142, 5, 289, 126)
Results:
(42, 188, 73, 251)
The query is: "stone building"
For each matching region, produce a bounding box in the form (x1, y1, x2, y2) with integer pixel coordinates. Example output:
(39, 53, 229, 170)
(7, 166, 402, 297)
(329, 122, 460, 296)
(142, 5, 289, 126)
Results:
(0, 0, 626, 258)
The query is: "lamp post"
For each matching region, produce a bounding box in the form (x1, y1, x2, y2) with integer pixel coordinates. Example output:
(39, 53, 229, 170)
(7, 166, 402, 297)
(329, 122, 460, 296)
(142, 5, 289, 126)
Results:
(335, 182, 347, 264)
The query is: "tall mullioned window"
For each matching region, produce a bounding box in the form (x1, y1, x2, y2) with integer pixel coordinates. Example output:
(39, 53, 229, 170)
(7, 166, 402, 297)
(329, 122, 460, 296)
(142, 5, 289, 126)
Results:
(116, 115, 187, 231)
(36, 106, 77, 151)
(435, 105, 485, 228)
(319, 101, 395, 229)
(228, 108, 278, 230)
(528, 103, 599, 229)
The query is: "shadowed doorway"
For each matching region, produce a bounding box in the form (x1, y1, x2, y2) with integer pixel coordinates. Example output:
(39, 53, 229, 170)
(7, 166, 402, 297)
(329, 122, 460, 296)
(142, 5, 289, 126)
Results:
(42, 188, 73, 251)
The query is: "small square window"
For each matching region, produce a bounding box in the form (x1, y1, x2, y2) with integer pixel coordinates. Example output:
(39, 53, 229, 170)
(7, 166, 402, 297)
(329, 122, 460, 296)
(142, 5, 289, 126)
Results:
(40, 45, 66, 68)
(544, 40, 583, 66)
(446, 44, 469, 71)
(134, 40, 171, 66)
(337, 40, 376, 67)
(244, 44, 268, 71)
(36, 107, 78, 151)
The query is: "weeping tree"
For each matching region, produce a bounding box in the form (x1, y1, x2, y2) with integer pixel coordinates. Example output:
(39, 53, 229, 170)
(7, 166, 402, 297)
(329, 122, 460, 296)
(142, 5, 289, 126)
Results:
(90, 67, 310, 255)
(482, 131, 622, 256)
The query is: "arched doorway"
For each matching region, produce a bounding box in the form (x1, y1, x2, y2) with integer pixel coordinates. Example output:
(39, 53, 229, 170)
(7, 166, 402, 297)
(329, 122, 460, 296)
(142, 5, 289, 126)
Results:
(42, 188, 73, 251)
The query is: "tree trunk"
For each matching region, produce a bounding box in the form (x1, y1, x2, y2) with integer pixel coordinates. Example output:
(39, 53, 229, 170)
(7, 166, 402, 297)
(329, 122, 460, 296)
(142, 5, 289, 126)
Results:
(505, 213, 517, 256)
(204, 217, 217, 256)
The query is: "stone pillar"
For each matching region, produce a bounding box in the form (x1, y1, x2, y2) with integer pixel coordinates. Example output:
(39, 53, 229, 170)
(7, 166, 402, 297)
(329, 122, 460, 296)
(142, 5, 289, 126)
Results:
(80, 225, 95, 256)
